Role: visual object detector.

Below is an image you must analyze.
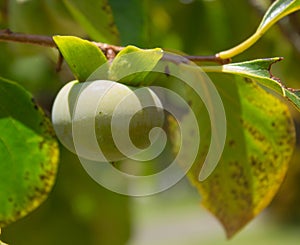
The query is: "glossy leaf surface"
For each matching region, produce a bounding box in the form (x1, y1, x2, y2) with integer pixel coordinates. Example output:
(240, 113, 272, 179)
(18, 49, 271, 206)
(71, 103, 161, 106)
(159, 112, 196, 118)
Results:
(203, 58, 300, 111)
(53, 36, 108, 82)
(109, 45, 163, 86)
(0, 77, 59, 227)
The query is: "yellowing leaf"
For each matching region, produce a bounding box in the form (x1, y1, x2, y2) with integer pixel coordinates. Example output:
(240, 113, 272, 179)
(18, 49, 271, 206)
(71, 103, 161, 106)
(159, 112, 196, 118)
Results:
(164, 61, 295, 238)
(189, 74, 295, 238)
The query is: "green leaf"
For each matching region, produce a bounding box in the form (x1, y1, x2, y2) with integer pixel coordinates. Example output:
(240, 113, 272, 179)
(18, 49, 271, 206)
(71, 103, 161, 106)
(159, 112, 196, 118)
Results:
(53, 36, 108, 82)
(2, 147, 131, 245)
(108, 0, 147, 46)
(0, 77, 59, 227)
(218, 0, 300, 59)
(109, 45, 163, 86)
(258, 0, 300, 31)
(285, 89, 300, 109)
(202, 58, 300, 111)
(62, 0, 119, 43)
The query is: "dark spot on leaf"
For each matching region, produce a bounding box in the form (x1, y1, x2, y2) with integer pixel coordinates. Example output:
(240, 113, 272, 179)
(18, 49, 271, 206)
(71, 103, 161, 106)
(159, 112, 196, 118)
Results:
(39, 140, 45, 150)
(31, 97, 39, 110)
(15, 211, 21, 217)
(40, 175, 47, 181)
(240, 118, 265, 142)
(8, 197, 13, 203)
(109, 22, 116, 28)
(101, 3, 111, 14)
(164, 65, 170, 77)
(228, 140, 235, 147)
(278, 140, 284, 146)
(244, 78, 252, 83)
(229, 161, 249, 188)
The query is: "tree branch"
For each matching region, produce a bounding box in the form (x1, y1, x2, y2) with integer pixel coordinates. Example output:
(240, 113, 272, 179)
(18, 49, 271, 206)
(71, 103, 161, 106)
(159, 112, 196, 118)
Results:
(0, 29, 230, 65)
(0, 29, 55, 47)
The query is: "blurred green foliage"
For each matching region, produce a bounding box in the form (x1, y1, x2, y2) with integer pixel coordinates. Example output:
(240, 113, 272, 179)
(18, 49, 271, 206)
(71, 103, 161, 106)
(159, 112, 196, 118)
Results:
(1, 0, 300, 244)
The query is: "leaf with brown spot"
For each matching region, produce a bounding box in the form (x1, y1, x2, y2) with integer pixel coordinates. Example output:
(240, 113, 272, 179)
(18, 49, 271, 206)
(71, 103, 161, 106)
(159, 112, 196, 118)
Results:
(165, 65, 295, 238)
(0, 77, 59, 227)
(199, 75, 293, 238)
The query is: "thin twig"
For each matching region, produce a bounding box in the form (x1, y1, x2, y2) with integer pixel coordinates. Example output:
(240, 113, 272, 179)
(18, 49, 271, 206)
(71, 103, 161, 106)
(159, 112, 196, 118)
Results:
(0, 29, 230, 65)
(184, 55, 231, 64)
(0, 29, 55, 47)
(56, 52, 64, 72)
(162, 53, 231, 65)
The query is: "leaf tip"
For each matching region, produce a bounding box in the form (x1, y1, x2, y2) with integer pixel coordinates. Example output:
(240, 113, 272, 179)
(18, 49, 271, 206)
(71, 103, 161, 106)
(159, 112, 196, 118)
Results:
(221, 216, 254, 240)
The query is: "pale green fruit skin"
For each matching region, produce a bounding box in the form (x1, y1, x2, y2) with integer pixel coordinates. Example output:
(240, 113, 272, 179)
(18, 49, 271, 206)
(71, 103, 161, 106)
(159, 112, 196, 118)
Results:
(52, 80, 164, 162)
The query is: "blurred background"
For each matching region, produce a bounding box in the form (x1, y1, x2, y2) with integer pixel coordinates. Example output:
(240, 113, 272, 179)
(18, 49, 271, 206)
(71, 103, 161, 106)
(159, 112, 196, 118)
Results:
(0, 0, 300, 244)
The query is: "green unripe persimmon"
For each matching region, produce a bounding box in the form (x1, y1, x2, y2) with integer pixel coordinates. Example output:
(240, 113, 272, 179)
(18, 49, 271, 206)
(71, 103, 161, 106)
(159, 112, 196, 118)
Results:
(52, 80, 164, 162)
